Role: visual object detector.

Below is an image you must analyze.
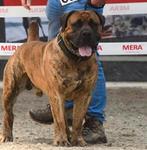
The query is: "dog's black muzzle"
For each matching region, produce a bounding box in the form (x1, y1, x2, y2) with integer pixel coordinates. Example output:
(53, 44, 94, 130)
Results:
(71, 25, 101, 49)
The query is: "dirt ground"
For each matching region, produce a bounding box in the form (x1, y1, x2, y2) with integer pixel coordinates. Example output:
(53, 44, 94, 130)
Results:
(0, 86, 147, 150)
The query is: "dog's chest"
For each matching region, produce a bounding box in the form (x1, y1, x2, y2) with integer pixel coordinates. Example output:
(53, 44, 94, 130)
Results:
(57, 64, 91, 92)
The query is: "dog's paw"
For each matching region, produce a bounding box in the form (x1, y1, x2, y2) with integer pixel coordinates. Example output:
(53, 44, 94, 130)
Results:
(71, 136, 87, 147)
(35, 89, 43, 97)
(0, 133, 13, 143)
(53, 137, 71, 146)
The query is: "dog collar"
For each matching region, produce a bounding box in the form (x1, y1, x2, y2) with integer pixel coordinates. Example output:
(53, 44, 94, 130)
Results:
(57, 34, 93, 61)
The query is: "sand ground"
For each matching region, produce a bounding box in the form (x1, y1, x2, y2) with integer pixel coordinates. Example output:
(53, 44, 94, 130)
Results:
(0, 86, 147, 150)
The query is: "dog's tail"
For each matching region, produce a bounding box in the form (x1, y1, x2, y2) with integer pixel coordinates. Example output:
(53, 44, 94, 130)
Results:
(25, 18, 43, 97)
(25, 18, 39, 91)
(27, 18, 40, 42)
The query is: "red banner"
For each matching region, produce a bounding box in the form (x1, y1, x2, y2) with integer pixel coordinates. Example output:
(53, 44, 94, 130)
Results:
(106, 0, 147, 3)
(3, 0, 47, 6)
(4, 0, 147, 6)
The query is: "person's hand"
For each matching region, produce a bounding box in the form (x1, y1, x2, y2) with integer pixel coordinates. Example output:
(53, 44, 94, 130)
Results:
(90, 0, 105, 7)
(21, 0, 32, 10)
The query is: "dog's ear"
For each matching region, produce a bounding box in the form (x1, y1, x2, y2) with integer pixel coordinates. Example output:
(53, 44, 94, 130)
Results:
(93, 11, 105, 27)
(98, 13, 105, 27)
(60, 11, 76, 32)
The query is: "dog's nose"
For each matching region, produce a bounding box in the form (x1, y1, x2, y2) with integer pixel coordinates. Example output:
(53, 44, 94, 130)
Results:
(81, 30, 91, 38)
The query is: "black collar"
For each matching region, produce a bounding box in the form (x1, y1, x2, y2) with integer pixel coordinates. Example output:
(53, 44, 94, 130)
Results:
(57, 34, 92, 61)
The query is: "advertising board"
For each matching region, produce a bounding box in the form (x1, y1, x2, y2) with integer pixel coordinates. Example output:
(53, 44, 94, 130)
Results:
(0, 0, 147, 56)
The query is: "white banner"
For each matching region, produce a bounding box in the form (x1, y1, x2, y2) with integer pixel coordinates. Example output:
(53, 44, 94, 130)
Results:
(103, 2, 147, 16)
(0, 43, 21, 56)
(0, 2, 147, 17)
(0, 42, 147, 56)
(0, 6, 46, 18)
(0, 2, 147, 56)
(98, 42, 147, 55)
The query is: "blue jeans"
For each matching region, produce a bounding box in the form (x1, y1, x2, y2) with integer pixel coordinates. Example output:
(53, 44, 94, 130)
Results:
(46, 0, 107, 123)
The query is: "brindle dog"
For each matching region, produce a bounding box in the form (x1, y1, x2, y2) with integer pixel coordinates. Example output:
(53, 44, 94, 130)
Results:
(0, 10, 105, 146)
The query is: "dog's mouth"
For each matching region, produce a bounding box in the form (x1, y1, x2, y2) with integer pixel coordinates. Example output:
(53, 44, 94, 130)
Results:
(78, 46, 93, 57)
(69, 35, 100, 57)
(70, 41, 96, 57)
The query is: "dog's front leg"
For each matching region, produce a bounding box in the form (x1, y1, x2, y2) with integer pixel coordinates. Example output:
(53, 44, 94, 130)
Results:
(71, 94, 91, 146)
(49, 95, 71, 146)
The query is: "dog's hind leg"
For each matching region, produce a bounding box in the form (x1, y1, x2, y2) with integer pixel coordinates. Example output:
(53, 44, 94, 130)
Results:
(0, 61, 25, 143)
(0, 78, 18, 142)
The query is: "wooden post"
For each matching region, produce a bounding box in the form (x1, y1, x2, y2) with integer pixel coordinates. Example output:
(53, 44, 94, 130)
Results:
(0, 0, 6, 42)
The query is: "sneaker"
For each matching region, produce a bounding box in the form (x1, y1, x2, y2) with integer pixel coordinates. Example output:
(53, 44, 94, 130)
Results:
(82, 116, 107, 144)
(29, 104, 73, 125)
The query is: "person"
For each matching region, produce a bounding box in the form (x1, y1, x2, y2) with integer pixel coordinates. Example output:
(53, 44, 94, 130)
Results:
(21, 0, 107, 144)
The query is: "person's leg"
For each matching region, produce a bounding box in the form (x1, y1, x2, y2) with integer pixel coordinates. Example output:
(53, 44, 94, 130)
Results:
(87, 61, 106, 123)
(82, 61, 107, 144)
(47, 19, 60, 41)
(45, 0, 62, 40)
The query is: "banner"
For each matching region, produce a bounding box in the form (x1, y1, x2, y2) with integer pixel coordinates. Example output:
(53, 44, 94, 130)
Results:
(106, 0, 146, 3)
(0, 0, 147, 56)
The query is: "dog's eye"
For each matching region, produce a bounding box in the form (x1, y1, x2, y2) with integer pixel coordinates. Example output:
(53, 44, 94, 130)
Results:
(72, 20, 83, 29)
(88, 20, 99, 29)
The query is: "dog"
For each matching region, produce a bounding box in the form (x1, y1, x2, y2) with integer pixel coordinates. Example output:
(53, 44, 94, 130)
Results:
(0, 10, 105, 146)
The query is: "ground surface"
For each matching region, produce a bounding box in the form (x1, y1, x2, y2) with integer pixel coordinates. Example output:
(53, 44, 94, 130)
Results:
(0, 86, 147, 150)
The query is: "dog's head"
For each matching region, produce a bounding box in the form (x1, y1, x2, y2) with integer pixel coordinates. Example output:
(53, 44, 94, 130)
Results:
(60, 10, 105, 57)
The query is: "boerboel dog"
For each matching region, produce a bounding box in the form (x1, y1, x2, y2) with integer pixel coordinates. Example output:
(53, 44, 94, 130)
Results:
(0, 10, 105, 146)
